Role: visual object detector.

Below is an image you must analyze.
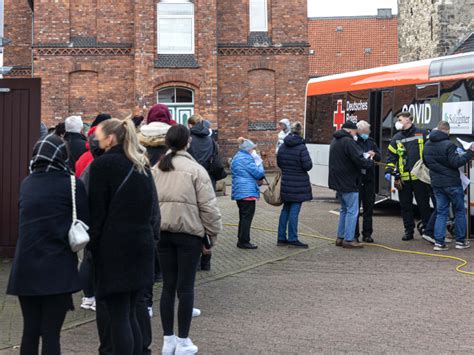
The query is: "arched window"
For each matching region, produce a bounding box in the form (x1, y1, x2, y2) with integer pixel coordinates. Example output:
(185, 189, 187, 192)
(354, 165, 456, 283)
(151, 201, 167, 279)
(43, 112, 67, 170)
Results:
(157, 0, 195, 54)
(157, 87, 194, 124)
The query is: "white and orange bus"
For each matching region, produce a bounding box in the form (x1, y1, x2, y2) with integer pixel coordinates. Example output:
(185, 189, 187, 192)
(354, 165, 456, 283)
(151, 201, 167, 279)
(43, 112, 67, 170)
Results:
(304, 52, 474, 208)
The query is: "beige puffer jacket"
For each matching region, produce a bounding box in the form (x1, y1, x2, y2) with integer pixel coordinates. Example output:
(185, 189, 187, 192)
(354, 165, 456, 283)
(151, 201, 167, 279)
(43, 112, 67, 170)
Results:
(153, 151, 222, 239)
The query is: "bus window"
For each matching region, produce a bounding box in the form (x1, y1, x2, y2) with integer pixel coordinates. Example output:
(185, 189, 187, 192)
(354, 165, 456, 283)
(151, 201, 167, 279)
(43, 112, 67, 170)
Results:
(305, 94, 342, 144)
(416, 83, 440, 100)
(346, 91, 369, 123)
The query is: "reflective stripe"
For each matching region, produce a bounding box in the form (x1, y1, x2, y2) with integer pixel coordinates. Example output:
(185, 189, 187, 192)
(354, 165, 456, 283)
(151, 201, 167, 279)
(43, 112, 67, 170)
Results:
(396, 136, 421, 144)
(388, 145, 397, 154)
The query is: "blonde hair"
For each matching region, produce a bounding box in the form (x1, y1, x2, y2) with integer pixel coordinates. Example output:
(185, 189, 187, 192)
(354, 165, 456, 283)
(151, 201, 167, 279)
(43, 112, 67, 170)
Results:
(237, 137, 245, 144)
(99, 118, 149, 174)
(188, 114, 203, 126)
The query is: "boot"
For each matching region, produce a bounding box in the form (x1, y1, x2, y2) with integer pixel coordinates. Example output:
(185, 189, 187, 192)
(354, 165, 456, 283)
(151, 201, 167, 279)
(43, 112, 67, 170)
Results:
(402, 232, 414, 241)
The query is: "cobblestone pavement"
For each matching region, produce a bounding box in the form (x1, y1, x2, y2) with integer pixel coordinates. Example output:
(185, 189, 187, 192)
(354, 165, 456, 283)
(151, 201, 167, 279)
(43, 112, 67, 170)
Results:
(2, 186, 474, 354)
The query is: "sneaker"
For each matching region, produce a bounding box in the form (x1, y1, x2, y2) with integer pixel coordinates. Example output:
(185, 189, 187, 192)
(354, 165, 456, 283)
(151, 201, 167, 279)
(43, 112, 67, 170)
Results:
(402, 233, 414, 241)
(362, 236, 374, 243)
(162, 335, 177, 355)
(277, 239, 289, 246)
(433, 243, 449, 251)
(288, 240, 309, 249)
(192, 308, 201, 318)
(90, 301, 96, 312)
(445, 236, 454, 243)
(80, 297, 95, 311)
(456, 241, 471, 250)
(342, 240, 364, 249)
(237, 242, 258, 249)
(422, 234, 435, 244)
(176, 337, 198, 355)
(148, 307, 153, 318)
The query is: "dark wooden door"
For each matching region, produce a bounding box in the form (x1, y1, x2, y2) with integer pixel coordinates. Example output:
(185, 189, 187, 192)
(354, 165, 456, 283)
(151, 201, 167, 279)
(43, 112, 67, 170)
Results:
(0, 78, 41, 257)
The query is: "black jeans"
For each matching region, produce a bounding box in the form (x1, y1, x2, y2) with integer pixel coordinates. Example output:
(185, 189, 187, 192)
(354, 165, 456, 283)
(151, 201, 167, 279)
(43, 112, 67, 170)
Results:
(79, 250, 95, 298)
(355, 178, 375, 238)
(103, 291, 142, 355)
(96, 300, 112, 355)
(237, 200, 256, 244)
(398, 180, 432, 235)
(18, 294, 72, 355)
(136, 289, 152, 355)
(158, 232, 202, 338)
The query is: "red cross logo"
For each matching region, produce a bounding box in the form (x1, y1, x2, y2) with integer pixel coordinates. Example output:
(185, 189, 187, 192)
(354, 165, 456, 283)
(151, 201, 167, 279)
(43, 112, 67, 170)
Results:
(333, 100, 346, 130)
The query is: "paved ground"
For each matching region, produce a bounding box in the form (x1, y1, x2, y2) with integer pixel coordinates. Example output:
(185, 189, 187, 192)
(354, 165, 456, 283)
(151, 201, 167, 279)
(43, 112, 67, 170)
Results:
(2, 186, 474, 354)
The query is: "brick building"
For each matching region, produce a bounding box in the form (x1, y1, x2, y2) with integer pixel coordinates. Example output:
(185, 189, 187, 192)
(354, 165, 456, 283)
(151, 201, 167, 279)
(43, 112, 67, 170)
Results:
(308, 8, 398, 77)
(3, 0, 308, 165)
(398, 0, 474, 62)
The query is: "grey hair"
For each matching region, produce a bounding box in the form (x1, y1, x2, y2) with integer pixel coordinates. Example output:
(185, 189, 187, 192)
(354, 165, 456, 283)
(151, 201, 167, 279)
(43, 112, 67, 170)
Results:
(356, 120, 370, 130)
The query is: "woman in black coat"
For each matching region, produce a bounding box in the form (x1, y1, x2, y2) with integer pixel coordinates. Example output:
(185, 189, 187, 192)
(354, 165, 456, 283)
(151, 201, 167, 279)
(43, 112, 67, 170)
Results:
(276, 122, 313, 248)
(89, 118, 160, 355)
(7, 134, 89, 355)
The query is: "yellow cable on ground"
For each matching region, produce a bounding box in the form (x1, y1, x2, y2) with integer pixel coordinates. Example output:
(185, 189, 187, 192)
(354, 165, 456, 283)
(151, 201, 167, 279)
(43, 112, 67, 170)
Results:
(224, 223, 474, 276)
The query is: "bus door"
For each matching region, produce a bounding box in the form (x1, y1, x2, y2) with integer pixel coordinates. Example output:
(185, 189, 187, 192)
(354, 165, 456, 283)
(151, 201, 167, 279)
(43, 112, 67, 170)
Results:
(371, 90, 394, 197)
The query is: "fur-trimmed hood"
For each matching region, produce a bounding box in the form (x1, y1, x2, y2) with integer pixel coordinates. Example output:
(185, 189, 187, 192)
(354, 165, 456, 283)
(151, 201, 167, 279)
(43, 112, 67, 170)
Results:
(138, 122, 170, 147)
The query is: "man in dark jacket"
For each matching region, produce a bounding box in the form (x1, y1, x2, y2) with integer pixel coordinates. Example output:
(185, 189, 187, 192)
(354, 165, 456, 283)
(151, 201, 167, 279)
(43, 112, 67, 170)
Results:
(64, 115, 87, 172)
(423, 121, 474, 251)
(329, 121, 374, 248)
(355, 120, 381, 243)
(277, 122, 313, 248)
(385, 112, 431, 241)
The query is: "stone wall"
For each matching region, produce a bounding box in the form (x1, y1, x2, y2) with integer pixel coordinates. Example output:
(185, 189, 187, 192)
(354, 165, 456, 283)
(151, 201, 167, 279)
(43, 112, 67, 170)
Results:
(398, 0, 474, 62)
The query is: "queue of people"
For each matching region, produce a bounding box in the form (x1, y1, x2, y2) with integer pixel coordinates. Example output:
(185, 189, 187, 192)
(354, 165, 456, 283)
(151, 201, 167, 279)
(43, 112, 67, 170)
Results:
(8, 108, 474, 354)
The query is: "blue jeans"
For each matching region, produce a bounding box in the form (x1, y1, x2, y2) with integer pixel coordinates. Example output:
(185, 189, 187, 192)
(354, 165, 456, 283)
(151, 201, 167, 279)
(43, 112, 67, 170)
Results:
(278, 202, 302, 242)
(336, 192, 359, 241)
(433, 186, 466, 245)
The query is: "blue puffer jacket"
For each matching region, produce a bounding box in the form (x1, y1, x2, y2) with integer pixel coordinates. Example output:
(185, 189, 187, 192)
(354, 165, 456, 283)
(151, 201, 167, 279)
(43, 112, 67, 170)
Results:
(277, 134, 313, 202)
(231, 150, 265, 200)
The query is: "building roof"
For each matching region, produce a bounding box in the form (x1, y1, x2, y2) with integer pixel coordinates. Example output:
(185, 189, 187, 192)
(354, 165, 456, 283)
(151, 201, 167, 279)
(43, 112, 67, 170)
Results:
(308, 16, 398, 77)
(451, 32, 474, 55)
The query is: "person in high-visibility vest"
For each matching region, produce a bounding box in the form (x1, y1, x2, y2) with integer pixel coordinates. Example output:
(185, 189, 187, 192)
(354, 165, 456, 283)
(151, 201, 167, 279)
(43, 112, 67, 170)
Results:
(385, 112, 432, 241)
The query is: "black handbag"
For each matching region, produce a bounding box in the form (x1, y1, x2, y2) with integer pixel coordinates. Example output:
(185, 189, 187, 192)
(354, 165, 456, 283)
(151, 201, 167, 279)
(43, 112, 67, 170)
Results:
(209, 141, 227, 181)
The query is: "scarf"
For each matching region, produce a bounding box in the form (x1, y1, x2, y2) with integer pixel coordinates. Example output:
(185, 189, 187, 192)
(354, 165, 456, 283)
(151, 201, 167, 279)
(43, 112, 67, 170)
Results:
(29, 134, 70, 174)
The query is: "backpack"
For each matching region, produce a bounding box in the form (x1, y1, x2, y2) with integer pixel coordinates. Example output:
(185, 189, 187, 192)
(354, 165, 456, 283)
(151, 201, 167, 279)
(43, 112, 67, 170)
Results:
(263, 171, 283, 206)
(209, 141, 227, 181)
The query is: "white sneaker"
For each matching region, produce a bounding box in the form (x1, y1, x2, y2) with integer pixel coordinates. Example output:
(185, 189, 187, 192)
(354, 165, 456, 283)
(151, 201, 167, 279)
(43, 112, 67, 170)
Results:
(90, 301, 96, 312)
(148, 307, 153, 318)
(176, 337, 198, 355)
(80, 297, 95, 311)
(162, 335, 177, 355)
(422, 234, 435, 244)
(456, 241, 471, 250)
(192, 308, 201, 318)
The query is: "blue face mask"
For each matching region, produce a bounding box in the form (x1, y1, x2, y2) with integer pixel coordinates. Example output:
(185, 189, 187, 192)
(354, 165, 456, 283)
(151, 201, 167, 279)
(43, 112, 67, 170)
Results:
(360, 133, 369, 141)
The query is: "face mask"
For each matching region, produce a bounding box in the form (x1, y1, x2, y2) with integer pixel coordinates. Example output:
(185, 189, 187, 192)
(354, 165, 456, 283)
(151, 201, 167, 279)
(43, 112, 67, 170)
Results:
(360, 133, 369, 141)
(395, 122, 404, 131)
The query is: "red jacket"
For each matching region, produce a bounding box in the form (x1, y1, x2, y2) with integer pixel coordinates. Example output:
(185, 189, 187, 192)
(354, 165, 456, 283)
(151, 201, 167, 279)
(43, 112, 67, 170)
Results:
(75, 126, 97, 177)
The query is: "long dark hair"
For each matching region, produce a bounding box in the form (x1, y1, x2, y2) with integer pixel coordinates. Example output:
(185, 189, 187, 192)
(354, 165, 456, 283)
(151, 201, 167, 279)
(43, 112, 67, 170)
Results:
(158, 124, 190, 172)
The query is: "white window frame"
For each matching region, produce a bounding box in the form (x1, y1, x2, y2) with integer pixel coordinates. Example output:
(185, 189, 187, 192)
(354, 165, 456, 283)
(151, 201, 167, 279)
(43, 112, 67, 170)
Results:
(157, 87, 194, 106)
(249, 0, 268, 32)
(157, 1, 195, 55)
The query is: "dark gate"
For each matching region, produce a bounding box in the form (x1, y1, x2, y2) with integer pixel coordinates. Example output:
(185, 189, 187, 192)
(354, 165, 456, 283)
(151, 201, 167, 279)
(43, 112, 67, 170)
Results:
(0, 78, 41, 257)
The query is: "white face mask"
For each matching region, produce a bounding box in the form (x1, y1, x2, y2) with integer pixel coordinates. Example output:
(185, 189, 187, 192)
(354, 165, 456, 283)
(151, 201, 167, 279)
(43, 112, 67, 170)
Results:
(395, 121, 404, 131)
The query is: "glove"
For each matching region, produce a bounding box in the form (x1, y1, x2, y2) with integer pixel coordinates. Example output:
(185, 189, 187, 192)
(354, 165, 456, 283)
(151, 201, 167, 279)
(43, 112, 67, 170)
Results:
(456, 147, 465, 155)
(384, 173, 391, 182)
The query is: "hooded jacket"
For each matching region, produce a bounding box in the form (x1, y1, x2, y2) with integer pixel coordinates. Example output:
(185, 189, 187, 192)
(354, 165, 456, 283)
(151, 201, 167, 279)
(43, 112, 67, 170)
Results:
(328, 130, 373, 192)
(153, 151, 222, 238)
(277, 134, 313, 202)
(423, 129, 474, 188)
(138, 122, 171, 167)
(147, 104, 177, 126)
(231, 150, 265, 200)
(188, 122, 214, 171)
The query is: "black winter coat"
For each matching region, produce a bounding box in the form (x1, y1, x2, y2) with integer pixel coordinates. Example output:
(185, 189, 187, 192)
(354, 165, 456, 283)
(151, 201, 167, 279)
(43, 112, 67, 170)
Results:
(88, 145, 160, 299)
(356, 136, 381, 182)
(423, 130, 474, 188)
(328, 130, 373, 192)
(7, 171, 89, 296)
(277, 134, 313, 202)
(64, 132, 87, 171)
(188, 123, 214, 171)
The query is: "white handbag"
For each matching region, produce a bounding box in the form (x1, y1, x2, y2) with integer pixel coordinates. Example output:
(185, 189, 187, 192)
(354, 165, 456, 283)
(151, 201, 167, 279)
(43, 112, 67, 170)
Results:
(68, 175, 90, 252)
